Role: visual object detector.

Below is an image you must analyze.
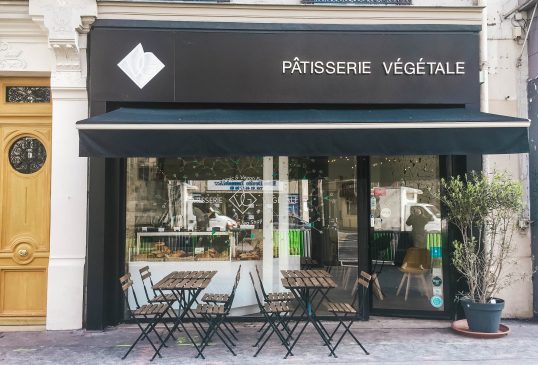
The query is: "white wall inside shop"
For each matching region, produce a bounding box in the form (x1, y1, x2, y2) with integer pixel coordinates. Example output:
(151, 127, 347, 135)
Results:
(484, 0, 533, 318)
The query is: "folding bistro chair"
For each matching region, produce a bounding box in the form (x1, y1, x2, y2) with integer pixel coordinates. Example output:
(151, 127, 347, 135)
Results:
(200, 265, 242, 339)
(195, 265, 241, 357)
(253, 265, 295, 333)
(119, 273, 171, 361)
(325, 271, 371, 356)
(138, 266, 178, 339)
(249, 272, 295, 358)
(254, 265, 295, 303)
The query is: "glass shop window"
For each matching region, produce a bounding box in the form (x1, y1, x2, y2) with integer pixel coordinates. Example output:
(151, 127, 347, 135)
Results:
(124, 156, 360, 317)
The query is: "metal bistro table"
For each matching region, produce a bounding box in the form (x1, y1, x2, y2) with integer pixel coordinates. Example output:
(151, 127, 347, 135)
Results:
(281, 269, 338, 358)
(152, 270, 217, 360)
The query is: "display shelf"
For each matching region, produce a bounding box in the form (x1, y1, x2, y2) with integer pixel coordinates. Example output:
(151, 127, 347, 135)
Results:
(131, 231, 234, 262)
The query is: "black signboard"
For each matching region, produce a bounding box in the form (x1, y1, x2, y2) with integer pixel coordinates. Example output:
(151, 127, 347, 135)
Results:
(89, 22, 479, 105)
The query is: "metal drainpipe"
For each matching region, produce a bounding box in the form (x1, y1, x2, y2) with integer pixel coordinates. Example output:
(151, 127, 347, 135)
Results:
(479, 0, 490, 174)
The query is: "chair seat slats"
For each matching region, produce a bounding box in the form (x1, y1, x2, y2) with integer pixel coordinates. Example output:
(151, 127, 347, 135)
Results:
(149, 293, 176, 303)
(267, 292, 295, 301)
(263, 302, 292, 313)
(201, 293, 230, 303)
(133, 303, 170, 316)
(327, 302, 357, 314)
(196, 303, 226, 315)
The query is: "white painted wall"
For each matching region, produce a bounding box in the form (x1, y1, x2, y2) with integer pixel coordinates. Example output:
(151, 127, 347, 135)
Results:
(45, 80, 89, 330)
(484, 0, 533, 318)
(29, 0, 97, 330)
(0, 2, 52, 75)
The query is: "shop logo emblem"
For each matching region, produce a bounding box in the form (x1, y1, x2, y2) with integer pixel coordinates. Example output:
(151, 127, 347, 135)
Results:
(432, 276, 443, 287)
(117, 43, 165, 89)
(229, 191, 257, 215)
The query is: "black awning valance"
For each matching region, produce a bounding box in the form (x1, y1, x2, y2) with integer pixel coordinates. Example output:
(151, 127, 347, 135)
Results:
(76, 108, 529, 157)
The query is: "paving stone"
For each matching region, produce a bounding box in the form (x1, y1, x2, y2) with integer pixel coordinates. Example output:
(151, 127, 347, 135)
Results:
(0, 319, 537, 364)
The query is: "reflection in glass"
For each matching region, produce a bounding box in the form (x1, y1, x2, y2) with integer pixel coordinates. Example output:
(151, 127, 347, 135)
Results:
(288, 156, 358, 308)
(124, 156, 360, 317)
(370, 156, 445, 312)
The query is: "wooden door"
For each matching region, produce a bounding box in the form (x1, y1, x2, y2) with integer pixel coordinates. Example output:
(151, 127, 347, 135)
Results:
(0, 78, 51, 325)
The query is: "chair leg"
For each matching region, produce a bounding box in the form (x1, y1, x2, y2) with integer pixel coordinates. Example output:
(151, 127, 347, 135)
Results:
(216, 321, 237, 347)
(405, 274, 411, 301)
(198, 314, 236, 357)
(328, 315, 346, 341)
(257, 320, 267, 333)
(143, 314, 169, 349)
(255, 313, 294, 357)
(212, 316, 237, 356)
(332, 319, 369, 356)
(162, 310, 177, 340)
(227, 319, 240, 333)
(222, 321, 238, 341)
(125, 315, 163, 361)
(285, 319, 310, 359)
(254, 321, 272, 347)
(396, 273, 407, 296)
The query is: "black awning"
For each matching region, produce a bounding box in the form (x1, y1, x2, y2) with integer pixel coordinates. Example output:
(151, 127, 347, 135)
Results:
(77, 107, 529, 157)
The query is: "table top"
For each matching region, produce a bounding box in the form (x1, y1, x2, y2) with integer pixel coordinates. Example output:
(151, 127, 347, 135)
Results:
(281, 270, 331, 279)
(153, 270, 217, 290)
(281, 275, 337, 289)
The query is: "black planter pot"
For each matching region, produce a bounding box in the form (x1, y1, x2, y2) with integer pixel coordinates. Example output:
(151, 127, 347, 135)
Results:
(461, 298, 505, 333)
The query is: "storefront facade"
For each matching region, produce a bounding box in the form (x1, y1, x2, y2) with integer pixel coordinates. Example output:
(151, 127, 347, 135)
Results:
(80, 18, 528, 329)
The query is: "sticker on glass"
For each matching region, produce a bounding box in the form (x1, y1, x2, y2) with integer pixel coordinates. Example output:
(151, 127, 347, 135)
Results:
(432, 276, 443, 287)
(430, 295, 444, 308)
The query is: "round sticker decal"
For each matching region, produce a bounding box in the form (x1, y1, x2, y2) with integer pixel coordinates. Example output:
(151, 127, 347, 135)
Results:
(432, 276, 443, 287)
(430, 296, 444, 308)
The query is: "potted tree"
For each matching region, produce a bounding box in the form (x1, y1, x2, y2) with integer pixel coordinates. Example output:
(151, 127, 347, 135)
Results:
(440, 172, 524, 333)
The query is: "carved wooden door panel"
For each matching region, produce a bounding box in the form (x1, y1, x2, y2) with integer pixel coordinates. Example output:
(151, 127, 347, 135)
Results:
(0, 78, 51, 325)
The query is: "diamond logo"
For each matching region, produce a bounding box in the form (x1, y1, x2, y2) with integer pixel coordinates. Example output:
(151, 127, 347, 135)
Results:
(229, 191, 257, 215)
(117, 43, 165, 89)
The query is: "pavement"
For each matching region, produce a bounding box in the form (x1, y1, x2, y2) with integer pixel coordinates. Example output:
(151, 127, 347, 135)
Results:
(1, 317, 538, 364)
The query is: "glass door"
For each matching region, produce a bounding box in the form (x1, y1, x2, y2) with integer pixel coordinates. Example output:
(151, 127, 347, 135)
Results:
(369, 156, 448, 315)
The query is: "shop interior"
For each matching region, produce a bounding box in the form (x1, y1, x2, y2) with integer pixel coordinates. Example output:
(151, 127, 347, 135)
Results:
(124, 155, 445, 317)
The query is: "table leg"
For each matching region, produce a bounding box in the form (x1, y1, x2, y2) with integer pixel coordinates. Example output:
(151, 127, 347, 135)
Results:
(152, 288, 205, 360)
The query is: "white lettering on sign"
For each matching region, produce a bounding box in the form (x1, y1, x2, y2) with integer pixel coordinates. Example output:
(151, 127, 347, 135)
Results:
(382, 58, 466, 76)
(282, 57, 465, 76)
(282, 57, 372, 75)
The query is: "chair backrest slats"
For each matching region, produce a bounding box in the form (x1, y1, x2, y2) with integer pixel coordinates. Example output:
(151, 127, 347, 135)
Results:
(226, 265, 241, 312)
(248, 272, 265, 309)
(119, 274, 138, 313)
(353, 271, 372, 318)
(360, 271, 372, 282)
(119, 273, 131, 283)
(122, 279, 133, 292)
(254, 265, 268, 298)
(357, 277, 370, 289)
(138, 266, 157, 302)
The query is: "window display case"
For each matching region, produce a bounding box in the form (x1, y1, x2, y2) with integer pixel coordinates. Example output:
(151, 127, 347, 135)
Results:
(129, 231, 234, 262)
